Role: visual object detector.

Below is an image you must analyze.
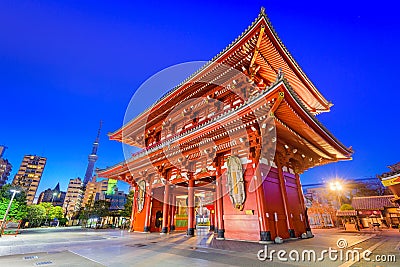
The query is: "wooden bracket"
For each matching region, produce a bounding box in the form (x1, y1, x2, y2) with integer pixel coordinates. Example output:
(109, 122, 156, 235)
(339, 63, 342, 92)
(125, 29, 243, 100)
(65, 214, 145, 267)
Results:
(269, 91, 284, 117)
(249, 25, 265, 69)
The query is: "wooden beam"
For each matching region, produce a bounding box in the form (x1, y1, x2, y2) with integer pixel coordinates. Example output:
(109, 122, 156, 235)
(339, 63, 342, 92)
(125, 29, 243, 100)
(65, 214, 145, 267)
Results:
(269, 91, 284, 117)
(249, 25, 265, 68)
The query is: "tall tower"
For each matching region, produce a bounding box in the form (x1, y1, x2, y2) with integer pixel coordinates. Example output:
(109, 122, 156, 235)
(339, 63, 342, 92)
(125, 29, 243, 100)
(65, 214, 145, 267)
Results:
(83, 121, 102, 186)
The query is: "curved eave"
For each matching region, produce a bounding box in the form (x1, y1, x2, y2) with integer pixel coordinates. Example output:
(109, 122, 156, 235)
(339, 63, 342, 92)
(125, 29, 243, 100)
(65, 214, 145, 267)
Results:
(108, 8, 332, 145)
(278, 79, 352, 159)
(260, 10, 331, 112)
(99, 78, 351, 180)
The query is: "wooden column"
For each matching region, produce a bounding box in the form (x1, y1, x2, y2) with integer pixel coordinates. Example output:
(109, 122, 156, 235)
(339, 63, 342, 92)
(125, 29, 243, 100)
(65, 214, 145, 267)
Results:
(129, 184, 138, 232)
(161, 183, 170, 234)
(143, 186, 152, 232)
(277, 164, 296, 238)
(213, 198, 218, 233)
(187, 173, 195, 236)
(169, 192, 176, 232)
(295, 173, 313, 237)
(209, 200, 215, 232)
(216, 161, 225, 240)
(254, 164, 272, 243)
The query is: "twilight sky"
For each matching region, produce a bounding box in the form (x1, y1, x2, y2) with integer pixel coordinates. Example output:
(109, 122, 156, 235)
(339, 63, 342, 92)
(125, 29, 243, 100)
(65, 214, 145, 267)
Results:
(1, 0, 399, 195)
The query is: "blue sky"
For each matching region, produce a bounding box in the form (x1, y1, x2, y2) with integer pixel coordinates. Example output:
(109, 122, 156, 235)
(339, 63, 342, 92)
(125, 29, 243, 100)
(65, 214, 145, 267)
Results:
(1, 0, 399, 194)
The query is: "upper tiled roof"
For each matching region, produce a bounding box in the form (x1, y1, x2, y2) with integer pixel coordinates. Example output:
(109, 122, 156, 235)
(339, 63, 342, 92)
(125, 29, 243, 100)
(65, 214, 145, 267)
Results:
(379, 162, 400, 179)
(351, 195, 398, 210)
(388, 162, 400, 172)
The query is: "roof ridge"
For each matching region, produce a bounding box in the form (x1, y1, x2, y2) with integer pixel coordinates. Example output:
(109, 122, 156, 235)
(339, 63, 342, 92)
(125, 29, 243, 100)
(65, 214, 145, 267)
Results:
(353, 195, 394, 199)
(109, 10, 267, 137)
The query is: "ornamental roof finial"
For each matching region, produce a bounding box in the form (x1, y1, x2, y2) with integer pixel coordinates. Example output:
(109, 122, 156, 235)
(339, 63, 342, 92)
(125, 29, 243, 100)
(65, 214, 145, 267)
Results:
(260, 6, 266, 16)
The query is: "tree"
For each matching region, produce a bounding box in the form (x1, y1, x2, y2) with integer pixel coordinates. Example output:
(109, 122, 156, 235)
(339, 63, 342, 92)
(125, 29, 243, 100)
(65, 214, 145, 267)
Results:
(26, 205, 46, 227)
(49, 206, 64, 220)
(38, 202, 53, 221)
(0, 184, 27, 203)
(91, 200, 110, 218)
(348, 179, 392, 199)
(121, 190, 134, 217)
(0, 184, 27, 221)
(340, 204, 354, 211)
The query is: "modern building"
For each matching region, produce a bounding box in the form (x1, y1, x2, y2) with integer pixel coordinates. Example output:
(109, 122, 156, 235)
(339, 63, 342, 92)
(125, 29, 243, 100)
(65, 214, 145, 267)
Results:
(83, 122, 102, 187)
(63, 177, 84, 219)
(12, 155, 47, 205)
(98, 8, 352, 242)
(37, 182, 66, 207)
(0, 145, 12, 188)
(81, 176, 109, 208)
(107, 189, 127, 211)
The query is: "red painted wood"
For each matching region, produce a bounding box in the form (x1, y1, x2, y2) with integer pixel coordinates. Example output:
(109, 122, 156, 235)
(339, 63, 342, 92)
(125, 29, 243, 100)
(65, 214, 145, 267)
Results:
(169, 194, 176, 229)
(277, 166, 294, 231)
(262, 166, 289, 239)
(162, 184, 170, 231)
(222, 161, 262, 240)
(150, 198, 163, 232)
(188, 179, 195, 230)
(143, 186, 153, 230)
(130, 185, 138, 231)
(223, 215, 260, 241)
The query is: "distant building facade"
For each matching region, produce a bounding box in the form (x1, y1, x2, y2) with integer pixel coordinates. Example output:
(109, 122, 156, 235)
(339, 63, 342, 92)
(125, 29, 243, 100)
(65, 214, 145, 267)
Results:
(37, 182, 66, 207)
(81, 176, 108, 208)
(107, 190, 127, 211)
(12, 155, 47, 205)
(63, 177, 84, 218)
(0, 146, 12, 188)
(305, 187, 336, 228)
(0, 158, 11, 188)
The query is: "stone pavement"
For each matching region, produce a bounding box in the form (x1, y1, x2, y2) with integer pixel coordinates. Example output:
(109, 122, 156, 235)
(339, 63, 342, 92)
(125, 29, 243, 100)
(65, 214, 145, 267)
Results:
(0, 226, 389, 266)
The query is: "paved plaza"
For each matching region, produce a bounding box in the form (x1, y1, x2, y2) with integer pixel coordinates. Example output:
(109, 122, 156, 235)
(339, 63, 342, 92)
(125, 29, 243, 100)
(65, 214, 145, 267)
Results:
(0, 227, 398, 266)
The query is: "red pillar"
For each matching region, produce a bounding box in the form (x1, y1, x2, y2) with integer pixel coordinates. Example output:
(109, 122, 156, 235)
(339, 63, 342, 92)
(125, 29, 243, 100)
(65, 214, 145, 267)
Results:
(295, 173, 312, 237)
(213, 197, 218, 233)
(169, 193, 176, 232)
(129, 185, 138, 232)
(277, 166, 296, 238)
(161, 183, 170, 234)
(216, 162, 225, 240)
(143, 187, 152, 232)
(209, 203, 215, 232)
(187, 175, 195, 236)
(254, 164, 272, 243)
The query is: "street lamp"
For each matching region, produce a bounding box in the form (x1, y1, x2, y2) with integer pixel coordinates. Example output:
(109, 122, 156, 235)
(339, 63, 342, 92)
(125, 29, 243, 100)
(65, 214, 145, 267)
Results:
(329, 181, 344, 228)
(0, 189, 20, 237)
(329, 181, 343, 208)
(51, 192, 58, 204)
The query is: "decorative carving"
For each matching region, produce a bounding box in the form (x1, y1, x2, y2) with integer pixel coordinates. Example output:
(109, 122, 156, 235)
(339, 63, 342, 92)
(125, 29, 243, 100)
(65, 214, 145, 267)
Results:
(226, 156, 246, 210)
(137, 180, 146, 213)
